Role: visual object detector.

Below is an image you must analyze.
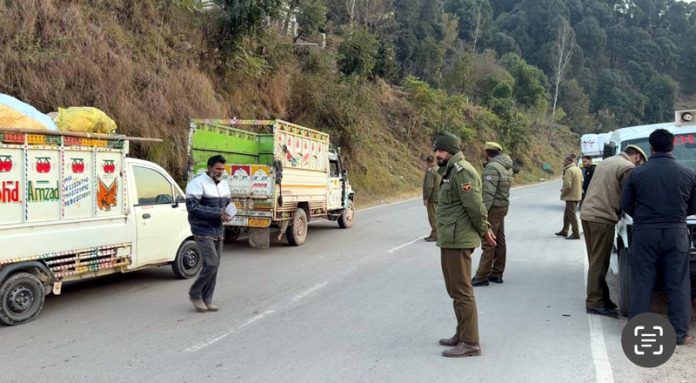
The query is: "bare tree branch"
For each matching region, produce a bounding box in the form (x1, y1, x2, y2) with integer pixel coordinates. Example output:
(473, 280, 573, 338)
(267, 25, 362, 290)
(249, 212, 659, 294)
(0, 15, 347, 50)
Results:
(551, 19, 575, 120)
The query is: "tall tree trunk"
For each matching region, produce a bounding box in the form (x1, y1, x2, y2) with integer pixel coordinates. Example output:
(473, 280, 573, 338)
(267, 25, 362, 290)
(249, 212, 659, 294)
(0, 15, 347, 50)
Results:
(551, 19, 574, 120)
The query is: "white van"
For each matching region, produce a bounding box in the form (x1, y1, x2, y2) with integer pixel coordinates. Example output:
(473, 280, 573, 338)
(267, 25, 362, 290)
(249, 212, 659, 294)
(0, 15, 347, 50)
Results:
(605, 111, 696, 316)
(0, 129, 201, 325)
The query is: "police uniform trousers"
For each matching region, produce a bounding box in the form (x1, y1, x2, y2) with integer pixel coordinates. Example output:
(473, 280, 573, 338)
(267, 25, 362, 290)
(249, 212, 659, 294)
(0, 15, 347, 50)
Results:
(427, 201, 438, 238)
(629, 227, 692, 343)
(441, 248, 479, 343)
(582, 220, 614, 309)
(562, 201, 580, 236)
(474, 206, 508, 280)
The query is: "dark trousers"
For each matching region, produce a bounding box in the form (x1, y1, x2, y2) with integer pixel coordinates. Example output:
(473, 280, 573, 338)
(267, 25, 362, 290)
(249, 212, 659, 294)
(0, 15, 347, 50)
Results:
(427, 202, 438, 238)
(189, 236, 223, 304)
(582, 220, 615, 309)
(629, 228, 692, 343)
(441, 248, 479, 343)
(475, 206, 508, 279)
(561, 201, 580, 236)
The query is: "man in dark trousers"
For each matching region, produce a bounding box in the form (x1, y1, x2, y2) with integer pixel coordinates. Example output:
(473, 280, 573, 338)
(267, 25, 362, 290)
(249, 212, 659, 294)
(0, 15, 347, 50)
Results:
(580, 146, 646, 318)
(621, 129, 696, 345)
(433, 132, 496, 358)
(473, 142, 513, 286)
(556, 153, 583, 239)
(423, 155, 440, 242)
(186, 155, 232, 312)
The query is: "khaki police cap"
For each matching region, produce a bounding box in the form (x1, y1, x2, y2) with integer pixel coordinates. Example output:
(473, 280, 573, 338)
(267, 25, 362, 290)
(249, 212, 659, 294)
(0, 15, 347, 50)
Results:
(625, 145, 648, 162)
(485, 142, 503, 151)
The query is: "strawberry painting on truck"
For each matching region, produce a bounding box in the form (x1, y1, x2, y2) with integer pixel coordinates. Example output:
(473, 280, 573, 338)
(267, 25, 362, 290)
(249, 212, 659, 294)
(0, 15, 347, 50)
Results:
(0, 128, 203, 326)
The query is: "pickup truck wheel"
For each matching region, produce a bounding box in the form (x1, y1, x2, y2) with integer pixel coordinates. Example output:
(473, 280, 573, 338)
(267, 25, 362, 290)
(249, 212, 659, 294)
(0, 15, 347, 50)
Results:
(690, 256, 696, 300)
(172, 240, 202, 279)
(224, 227, 241, 244)
(338, 199, 355, 229)
(287, 208, 308, 246)
(618, 248, 631, 317)
(0, 272, 45, 326)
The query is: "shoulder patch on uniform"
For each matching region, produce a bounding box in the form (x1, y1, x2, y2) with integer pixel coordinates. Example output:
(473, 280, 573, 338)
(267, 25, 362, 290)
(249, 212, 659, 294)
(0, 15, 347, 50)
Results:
(461, 182, 472, 192)
(484, 175, 493, 181)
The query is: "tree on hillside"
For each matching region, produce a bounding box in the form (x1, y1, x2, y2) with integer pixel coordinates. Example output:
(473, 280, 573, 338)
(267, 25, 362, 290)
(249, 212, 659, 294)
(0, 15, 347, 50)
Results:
(443, 0, 493, 53)
(338, 29, 379, 78)
(643, 75, 678, 123)
(550, 18, 575, 120)
(216, 0, 283, 48)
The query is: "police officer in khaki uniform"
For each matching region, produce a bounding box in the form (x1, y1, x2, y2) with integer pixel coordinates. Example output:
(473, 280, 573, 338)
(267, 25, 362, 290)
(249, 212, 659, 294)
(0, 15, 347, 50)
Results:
(473, 142, 513, 286)
(580, 145, 646, 318)
(423, 156, 441, 242)
(433, 132, 497, 358)
(556, 153, 583, 239)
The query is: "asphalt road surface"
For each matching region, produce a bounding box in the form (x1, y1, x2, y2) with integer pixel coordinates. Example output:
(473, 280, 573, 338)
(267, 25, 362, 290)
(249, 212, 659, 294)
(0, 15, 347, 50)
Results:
(2, 180, 694, 382)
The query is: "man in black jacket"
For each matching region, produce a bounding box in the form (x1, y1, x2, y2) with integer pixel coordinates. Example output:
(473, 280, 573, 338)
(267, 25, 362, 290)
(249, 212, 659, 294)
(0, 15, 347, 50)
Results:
(621, 129, 696, 345)
(185, 155, 232, 312)
(581, 155, 596, 197)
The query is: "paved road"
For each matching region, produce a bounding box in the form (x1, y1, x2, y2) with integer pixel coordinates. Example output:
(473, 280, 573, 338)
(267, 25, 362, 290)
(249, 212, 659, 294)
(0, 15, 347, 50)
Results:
(1, 180, 692, 382)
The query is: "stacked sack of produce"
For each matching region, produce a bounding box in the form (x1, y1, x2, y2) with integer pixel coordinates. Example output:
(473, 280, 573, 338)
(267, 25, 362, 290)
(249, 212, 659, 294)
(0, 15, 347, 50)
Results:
(53, 107, 117, 134)
(0, 93, 57, 130)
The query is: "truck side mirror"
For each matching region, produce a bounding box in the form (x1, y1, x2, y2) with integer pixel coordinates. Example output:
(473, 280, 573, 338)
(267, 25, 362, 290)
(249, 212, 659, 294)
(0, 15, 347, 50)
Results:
(342, 169, 348, 178)
(602, 142, 615, 159)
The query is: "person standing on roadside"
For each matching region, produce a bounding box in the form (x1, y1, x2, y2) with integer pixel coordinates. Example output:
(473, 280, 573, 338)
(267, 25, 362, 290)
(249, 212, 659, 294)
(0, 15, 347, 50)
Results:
(621, 129, 696, 345)
(433, 132, 497, 358)
(472, 142, 513, 286)
(556, 154, 582, 240)
(423, 155, 441, 242)
(580, 145, 646, 318)
(186, 155, 232, 312)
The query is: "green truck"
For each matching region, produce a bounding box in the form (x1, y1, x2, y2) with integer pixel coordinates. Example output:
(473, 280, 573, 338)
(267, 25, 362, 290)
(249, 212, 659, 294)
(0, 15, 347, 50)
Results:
(186, 119, 355, 246)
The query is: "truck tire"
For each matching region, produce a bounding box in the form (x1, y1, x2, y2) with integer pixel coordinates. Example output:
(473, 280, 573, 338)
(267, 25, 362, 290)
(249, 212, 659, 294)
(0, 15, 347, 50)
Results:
(172, 240, 202, 279)
(287, 208, 308, 246)
(224, 227, 241, 244)
(0, 272, 46, 326)
(690, 256, 696, 300)
(618, 248, 631, 317)
(338, 199, 355, 229)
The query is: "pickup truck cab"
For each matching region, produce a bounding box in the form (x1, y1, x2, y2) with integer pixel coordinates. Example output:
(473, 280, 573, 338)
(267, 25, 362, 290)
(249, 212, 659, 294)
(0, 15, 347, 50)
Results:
(0, 129, 201, 325)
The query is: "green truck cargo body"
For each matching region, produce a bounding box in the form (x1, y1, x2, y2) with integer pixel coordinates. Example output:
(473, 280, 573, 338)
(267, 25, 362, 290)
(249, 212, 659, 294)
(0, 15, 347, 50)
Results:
(187, 119, 355, 246)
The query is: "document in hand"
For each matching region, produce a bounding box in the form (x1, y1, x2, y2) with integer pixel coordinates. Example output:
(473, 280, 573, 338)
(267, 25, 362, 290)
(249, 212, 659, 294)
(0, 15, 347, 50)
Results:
(225, 203, 237, 217)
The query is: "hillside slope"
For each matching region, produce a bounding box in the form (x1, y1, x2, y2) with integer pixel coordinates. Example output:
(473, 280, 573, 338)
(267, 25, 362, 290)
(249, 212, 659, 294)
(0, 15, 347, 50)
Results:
(0, 1, 575, 202)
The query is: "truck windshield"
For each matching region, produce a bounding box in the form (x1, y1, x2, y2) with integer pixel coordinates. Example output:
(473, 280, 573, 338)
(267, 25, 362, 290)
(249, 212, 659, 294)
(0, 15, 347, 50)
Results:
(622, 134, 696, 171)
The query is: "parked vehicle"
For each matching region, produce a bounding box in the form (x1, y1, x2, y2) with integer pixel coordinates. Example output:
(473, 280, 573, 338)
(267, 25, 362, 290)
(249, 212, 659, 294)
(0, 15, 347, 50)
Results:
(187, 119, 355, 246)
(605, 111, 696, 316)
(0, 128, 201, 325)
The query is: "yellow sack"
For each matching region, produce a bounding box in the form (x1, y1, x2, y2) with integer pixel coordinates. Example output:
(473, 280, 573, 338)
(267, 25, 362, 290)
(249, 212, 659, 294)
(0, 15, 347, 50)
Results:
(55, 107, 117, 134)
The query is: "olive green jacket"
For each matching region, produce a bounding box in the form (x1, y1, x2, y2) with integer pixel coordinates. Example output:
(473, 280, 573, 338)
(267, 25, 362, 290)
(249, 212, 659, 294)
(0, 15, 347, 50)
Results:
(482, 154, 513, 210)
(436, 152, 490, 249)
(561, 163, 583, 202)
(423, 165, 441, 202)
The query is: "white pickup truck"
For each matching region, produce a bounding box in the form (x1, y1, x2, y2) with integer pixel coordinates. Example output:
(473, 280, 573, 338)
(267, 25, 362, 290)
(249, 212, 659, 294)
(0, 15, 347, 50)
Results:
(0, 129, 201, 325)
(605, 110, 696, 316)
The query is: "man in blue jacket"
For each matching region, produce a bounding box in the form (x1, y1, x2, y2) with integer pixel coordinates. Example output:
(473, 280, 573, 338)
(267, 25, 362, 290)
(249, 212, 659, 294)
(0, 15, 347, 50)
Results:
(621, 129, 696, 345)
(186, 155, 232, 312)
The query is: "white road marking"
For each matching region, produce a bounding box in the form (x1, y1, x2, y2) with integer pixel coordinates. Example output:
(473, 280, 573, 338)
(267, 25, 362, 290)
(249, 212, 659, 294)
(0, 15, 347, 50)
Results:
(291, 281, 330, 303)
(357, 198, 419, 213)
(240, 310, 275, 328)
(583, 244, 616, 383)
(184, 282, 330, 353)
(388, 237, 424, 253)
